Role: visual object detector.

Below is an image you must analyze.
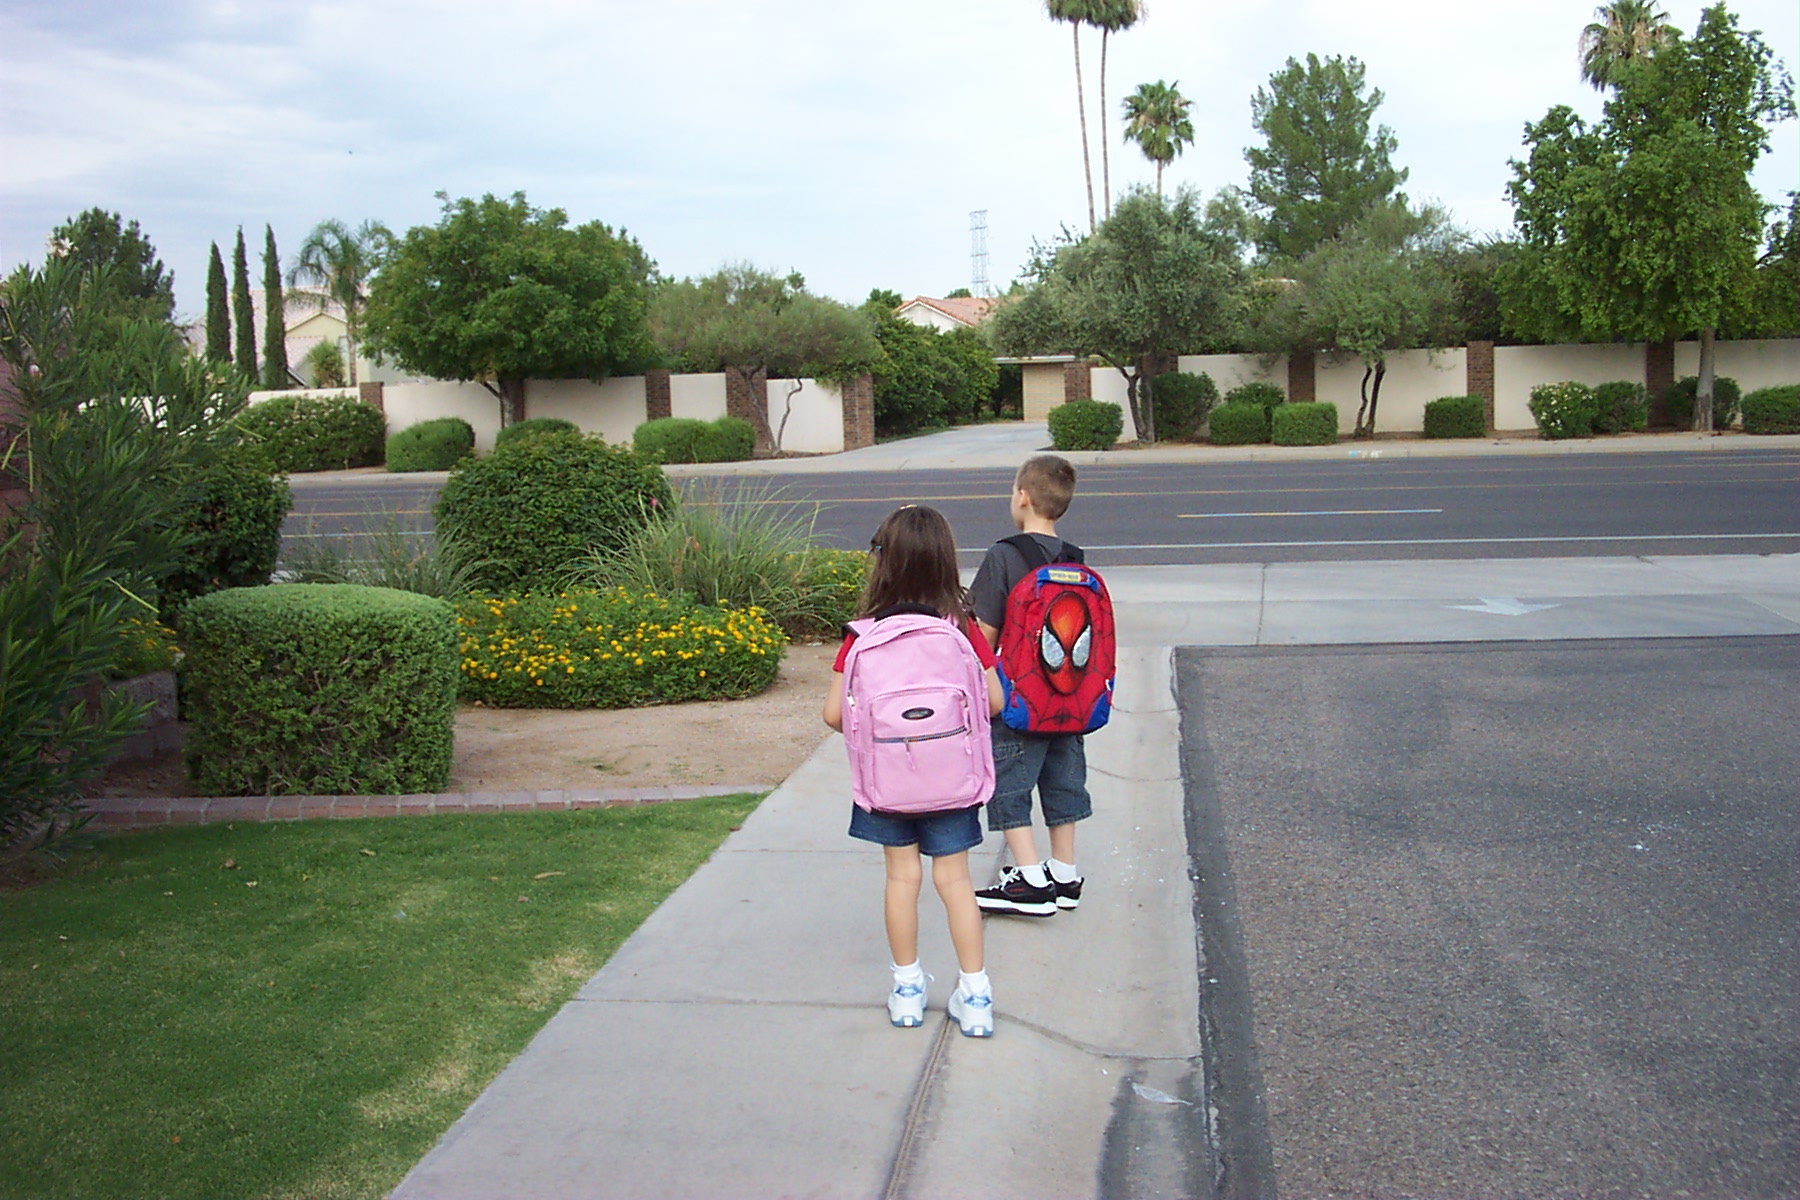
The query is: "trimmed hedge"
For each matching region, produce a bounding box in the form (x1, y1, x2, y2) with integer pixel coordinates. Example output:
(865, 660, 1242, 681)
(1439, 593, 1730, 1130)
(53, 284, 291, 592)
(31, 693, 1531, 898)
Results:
(1150, 372, 1218, 441)
(1209, 402, 1271, 445)
(1224, 381, 1285, 410)
(1271, 402, 1339, 446)
(386, 418, 476, 473)
(160, 447, 292, 612)
(495, 417, 579, 448)
(1741, 385, 1799, 434)
(1663, 375, 1742, 429)
(1424, 395, 1486, 439)
(238, 393, 386, 473)
(1592, 381, 1649, 434)
(1048, 399, 1123, 451)
(1528, 382, 1599, 440)
(181, 584, 458, 796)
(457, 588, 785, 708)
(435, 431, 672, 593)
(633, 416, 757, 463)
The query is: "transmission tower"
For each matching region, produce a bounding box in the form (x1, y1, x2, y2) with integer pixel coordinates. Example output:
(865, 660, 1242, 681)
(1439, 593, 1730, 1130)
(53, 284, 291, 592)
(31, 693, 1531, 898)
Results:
(969, 210, 990, 297)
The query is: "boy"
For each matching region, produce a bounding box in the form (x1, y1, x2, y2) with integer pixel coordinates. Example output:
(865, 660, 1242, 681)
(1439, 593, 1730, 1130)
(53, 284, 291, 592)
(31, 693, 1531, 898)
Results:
(968, 454, 1088, 917)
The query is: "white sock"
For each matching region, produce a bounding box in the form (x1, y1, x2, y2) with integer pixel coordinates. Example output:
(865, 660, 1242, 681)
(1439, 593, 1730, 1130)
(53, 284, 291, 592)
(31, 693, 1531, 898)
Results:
(958, 969, 991, 997)
(1047, 857, 1080, 884)
(892, 961, 925, 987)
(1017, 862, 1050, 889)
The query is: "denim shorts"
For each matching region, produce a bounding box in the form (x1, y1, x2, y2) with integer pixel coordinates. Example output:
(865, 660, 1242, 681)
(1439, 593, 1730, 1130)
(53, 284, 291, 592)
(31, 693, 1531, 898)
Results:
(986, 721, 1092, 833)
(849, 804, 984, 857)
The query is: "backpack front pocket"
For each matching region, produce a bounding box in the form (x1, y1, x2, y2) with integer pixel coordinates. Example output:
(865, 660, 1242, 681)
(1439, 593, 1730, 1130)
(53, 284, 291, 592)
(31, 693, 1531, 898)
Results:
(866, 686, 979, 810)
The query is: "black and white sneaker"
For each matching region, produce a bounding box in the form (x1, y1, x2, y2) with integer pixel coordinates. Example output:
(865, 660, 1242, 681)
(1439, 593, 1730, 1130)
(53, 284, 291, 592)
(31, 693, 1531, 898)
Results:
(975, 865, 1058, 917)
(1046, 865, 1084, 910)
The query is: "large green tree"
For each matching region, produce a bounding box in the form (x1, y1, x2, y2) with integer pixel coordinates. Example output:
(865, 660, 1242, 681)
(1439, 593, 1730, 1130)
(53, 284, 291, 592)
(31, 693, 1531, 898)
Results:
(1244, 53, 1408, 263)
(366, 193, 656, 427)
(1579, 0, 1674, 89)
(651, 265, 878, 452)
(289, 218, 393, 387)
(1503, 4, 1795, 429)
(204, 243, 229, 366)
(1123, 80, 1195, 198)
(261, 225, 290, 388)
(1728, 193, 1800, 338)
(47, 208, 175, 327)
(992, 187, 1244, 442)
(231, 228, 257, 381)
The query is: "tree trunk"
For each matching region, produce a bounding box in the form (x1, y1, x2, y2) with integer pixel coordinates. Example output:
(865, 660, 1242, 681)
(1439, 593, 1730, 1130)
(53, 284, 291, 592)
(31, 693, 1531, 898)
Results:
(1155, 161, 1163, 199)
(483, 378, 526, 428)
(1073, 25, 1095, 235)
(1099, 28, 1111, 220)
(1695, 325, 1716, 433)
(1121, 363, 1151, 444)
(1353, 360, 1386, 439)
(773, 378, 803, 452)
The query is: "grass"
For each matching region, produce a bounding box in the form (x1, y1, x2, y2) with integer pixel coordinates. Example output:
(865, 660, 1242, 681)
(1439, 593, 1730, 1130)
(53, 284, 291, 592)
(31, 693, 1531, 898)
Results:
(0, 795, 762, 1200)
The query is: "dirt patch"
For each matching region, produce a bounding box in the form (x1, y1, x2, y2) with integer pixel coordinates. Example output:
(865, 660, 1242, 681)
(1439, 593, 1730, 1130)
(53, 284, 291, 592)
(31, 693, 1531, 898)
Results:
(87, 644, 839, 798)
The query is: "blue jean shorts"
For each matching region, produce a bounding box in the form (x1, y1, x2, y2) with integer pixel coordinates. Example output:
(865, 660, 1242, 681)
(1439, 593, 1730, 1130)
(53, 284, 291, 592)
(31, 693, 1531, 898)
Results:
(986, 722, 1092, 833)
(849, 804, 984, 857)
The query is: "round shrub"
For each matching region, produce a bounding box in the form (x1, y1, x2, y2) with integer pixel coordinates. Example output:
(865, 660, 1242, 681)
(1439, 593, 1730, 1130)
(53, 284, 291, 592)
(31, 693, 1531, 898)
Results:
(1150, 372, 1218, 441)
(435, 431, 672, 593)
(1528, 382, 1599, 440)
(1591, 381, 1649, 434)
(456, 588, 785, 708)
(1271, 402, 1339, 446)
(495, 417, 579, 449)
(1047, 399, 1123, 451)
(237, 393, 386, 473)
(181, 584, 458, 796)
(1224, 381, 1286, 413)
(1662, 375, 1741, 429)
(1423, 395, 1487, 439)
(698, 416, 756, 462)
(634, 417, 712, 463)
(387, 417, 476, 472)
(1209, 402, 1271, 445)
(1741, 385, 1799, 435)
(160, 447, 292, 613)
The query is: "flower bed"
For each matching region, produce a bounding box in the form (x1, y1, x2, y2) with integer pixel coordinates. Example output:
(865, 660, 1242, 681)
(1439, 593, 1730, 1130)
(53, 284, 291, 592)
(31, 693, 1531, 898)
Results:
(457, 588, 785, 708)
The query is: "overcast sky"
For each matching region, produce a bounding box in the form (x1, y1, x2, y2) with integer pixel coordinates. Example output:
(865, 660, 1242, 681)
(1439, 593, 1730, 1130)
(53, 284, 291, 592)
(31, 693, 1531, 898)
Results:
(3, 0, 1795, 321)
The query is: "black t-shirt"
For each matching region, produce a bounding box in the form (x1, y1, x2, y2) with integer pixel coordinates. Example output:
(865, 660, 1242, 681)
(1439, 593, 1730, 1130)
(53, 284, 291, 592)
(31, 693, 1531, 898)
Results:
(968, 533, 1080, 630)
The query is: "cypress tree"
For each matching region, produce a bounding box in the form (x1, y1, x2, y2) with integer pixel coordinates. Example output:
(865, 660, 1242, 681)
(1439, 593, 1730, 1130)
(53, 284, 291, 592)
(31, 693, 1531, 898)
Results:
(232, 227, 257, 379)
(205, 242, 230, 365)
(262, 225, 289, 388)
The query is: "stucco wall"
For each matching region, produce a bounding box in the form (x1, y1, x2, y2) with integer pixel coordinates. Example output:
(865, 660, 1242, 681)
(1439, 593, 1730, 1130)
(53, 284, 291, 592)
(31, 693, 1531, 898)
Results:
(1493, 343, 1645, 431)
(526, 376, 647, 445)
(670, 372, 727, 421)
(1088, 366, 1136, 444)
(384, 381, 505, 452)
(768, 378, 844, 454)
(1673, 339, 1800, 394)
(1177, 353, 1286, 397)
(1316, 348, 1466, 435)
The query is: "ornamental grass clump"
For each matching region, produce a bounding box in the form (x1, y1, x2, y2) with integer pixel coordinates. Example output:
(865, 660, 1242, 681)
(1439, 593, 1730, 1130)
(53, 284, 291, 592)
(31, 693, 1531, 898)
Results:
(457, 588, 785, 709)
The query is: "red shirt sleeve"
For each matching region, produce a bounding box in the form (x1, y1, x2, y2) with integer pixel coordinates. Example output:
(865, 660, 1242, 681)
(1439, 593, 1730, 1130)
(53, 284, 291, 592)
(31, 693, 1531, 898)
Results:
(832, 633, 855, 673)
(832, 621, 994, 671)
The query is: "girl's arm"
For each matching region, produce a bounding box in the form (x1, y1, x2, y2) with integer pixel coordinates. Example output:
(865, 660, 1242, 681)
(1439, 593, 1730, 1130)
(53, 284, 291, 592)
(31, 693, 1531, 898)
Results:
(823, 669, 845, 732)
(983, 666, 1002, 716)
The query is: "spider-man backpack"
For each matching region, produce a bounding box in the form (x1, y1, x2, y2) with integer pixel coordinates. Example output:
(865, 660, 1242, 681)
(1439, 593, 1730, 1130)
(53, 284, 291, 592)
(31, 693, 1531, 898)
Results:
(994, 535, 1116, 735)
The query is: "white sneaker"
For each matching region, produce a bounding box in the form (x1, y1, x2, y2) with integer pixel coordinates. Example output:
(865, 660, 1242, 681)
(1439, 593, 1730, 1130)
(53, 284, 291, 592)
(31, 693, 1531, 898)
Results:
(888, 976, 929, 1028)
(947, 984, 994, 1038)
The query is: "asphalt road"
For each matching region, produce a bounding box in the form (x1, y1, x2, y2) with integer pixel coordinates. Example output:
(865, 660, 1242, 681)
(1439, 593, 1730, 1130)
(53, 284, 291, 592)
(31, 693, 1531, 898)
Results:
(1177, 637, 1799, 1199)
(283, 448, 1800, 567)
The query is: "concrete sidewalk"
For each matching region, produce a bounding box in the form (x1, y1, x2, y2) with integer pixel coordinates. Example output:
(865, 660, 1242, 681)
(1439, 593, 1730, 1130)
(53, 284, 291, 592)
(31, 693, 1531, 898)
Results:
(389, 552, 1799, 1200)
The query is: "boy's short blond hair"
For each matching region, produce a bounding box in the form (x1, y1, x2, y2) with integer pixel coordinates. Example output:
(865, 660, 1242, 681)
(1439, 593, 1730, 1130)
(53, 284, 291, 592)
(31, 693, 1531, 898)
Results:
(1015, 455, 1076, 521)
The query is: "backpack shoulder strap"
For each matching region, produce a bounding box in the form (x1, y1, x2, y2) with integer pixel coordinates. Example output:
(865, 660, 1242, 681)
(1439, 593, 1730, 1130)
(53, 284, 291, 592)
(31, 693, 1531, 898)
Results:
(1002, 533, 1081, 568)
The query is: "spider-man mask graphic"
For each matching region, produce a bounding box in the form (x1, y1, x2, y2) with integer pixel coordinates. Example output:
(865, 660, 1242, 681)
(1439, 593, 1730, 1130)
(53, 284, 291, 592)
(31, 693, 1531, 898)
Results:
(1038, 592, 1093, 695)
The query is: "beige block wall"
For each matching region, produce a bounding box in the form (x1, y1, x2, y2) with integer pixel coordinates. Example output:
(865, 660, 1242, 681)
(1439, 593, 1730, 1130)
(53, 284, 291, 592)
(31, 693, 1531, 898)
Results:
(670, 372, 728, 421)
(1672, 339, 1800, 394)
(1088, 366, 1136, 443)
(768, 378, 845, 454)
(1316, 348, 1466, 435)
(1493, 343, 1645, 431)
(384, 381, 504, 452)
(1176, 353, 1286, 397)
(527, 376, 647, 445)
(1022, 363, 1069, 421)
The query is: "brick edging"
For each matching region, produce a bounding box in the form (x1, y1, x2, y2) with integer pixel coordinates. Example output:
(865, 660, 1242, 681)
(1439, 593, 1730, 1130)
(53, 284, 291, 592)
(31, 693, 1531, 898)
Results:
(84, 785, 771, 829)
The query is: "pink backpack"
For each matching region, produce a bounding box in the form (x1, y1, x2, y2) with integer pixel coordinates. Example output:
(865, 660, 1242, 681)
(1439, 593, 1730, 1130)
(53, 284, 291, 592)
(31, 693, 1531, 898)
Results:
(841, 612, 996, 815)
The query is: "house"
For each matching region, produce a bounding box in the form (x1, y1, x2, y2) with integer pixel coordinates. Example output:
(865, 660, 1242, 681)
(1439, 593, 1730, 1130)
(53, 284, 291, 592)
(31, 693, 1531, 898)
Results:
(182, 287, 420, 386)
(894, 295, 997, 333)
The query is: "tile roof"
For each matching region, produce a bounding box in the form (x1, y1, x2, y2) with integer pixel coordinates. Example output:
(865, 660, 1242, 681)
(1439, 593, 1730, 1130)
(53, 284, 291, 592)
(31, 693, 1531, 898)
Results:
(897, 295, 998, 328)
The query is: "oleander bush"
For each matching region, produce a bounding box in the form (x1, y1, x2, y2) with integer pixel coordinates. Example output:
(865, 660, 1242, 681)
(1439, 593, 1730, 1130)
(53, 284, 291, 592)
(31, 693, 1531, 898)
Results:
(1149, 372, 1218, 442)
(1208, 402, 1271, 445)
(1047, 399, 1123, 450)
(1271, 402, 1339, 446)
(633, 416, 756, 463)
(159, 447, 292, 613)
(1662, 375, 1742, 429)
(456, 588, 785, 708)
(237, 393, 386, 473)
(494, 417, 579, 449)
(1740, 385, 1799, 434)
(387, 417, 476, 472)
(1423, 395, 1487, 439)
(181, 584, 458, 796)
(1592, 381, 1649, 434)
(435, 432, 672, 593)
(1528, 382, 1599, 440)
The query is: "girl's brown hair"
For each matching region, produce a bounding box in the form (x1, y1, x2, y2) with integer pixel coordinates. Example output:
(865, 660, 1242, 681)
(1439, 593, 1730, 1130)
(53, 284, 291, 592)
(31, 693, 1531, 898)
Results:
(858, 505, 969, 620)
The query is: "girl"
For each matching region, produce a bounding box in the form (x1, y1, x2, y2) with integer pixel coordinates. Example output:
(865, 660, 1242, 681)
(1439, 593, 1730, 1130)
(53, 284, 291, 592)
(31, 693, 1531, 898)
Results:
(824, 505, 1004, 1038)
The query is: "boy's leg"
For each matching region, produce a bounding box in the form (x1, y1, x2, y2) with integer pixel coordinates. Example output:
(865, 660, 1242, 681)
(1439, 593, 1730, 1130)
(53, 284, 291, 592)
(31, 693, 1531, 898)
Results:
(883, 845, 924, 967)
(1040, 734, 1091, 907)
(931, 851, 985, 974)
(1003, 826, 1041, 872)
(1048, 822, 1077, 865)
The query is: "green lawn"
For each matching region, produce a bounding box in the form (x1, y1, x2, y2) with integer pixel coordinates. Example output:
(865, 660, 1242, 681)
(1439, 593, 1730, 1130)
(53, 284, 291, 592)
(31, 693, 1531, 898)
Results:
(0, 796, 762, 1200)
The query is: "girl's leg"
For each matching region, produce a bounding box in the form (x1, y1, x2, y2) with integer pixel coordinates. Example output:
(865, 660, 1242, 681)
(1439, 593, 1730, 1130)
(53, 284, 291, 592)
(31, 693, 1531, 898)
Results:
(931, 851, 985, 974)
(884, 845, 924, 967)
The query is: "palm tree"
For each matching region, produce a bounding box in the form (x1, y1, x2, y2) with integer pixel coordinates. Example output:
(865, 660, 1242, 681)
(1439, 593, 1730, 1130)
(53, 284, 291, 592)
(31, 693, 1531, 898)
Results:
(1578, 0, 1672, 90)
(1122, 80, 1194, 198)
(288, 218, 393, 386)
(1091, 0, 1144, 220)
(1045, 0, 1098, 234)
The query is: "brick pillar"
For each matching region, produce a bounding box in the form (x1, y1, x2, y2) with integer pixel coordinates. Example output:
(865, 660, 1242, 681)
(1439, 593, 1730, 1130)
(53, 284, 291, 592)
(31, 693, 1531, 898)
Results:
(1287, 351, 1316, 403)
(1062, 361, 1091, 403)
(725, 366, 771, 454)
(1465, 341, 1495, 430)
(841, 373, 874, 450)
(645, 369, 672, 422)
(358, 380, 384, 413)
(1645, 339, 1676, 426)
